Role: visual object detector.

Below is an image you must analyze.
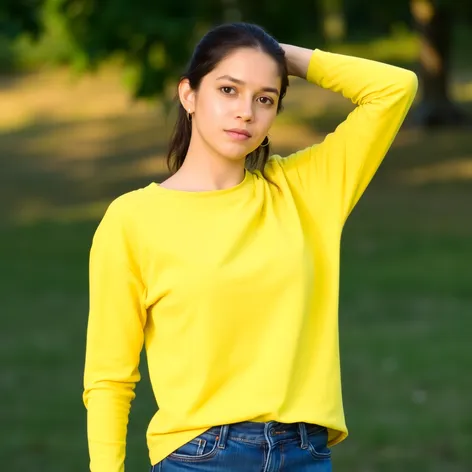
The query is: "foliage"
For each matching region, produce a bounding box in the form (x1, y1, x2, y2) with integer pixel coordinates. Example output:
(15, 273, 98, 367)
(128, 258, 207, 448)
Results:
(0, 0, 45, 39)
(2, 0, 472, 97)
(56, 0, 225, 97)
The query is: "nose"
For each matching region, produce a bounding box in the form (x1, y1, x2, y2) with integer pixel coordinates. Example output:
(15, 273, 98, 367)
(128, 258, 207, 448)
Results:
(236, 99, 254, 123)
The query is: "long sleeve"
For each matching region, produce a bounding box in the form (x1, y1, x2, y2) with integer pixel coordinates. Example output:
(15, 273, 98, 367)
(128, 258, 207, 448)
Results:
(83, 196, 147, 472)
(271, 49, 418, 222)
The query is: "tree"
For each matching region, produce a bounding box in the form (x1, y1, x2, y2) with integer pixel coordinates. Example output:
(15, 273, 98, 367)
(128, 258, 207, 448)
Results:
(0, 0, 45, 39)
(235, 0, 319, 45)
(56, 0, 322, 98)
(57, 0, 228, 98)
(7, 0, 472, 128)
(319, 0, 346, 44)
(410, 0, 468, 127)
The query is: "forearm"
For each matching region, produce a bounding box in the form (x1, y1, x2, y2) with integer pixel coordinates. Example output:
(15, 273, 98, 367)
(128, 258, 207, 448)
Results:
(85, 383, 136, 472)
(280, 43, 314, 78)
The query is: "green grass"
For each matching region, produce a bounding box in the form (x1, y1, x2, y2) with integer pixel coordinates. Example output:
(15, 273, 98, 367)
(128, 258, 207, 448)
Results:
(1, 71, 472, 472)
(0, 220, 156, 471)
(337, 194, 472, 471)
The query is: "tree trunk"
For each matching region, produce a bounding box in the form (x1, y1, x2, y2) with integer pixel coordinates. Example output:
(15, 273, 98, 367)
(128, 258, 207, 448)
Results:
(320, 0, 346, 44)
(410, 0, 468, 127)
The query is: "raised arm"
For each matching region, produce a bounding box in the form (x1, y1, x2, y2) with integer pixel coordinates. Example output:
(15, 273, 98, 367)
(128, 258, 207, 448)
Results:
(273, 46, 418, 222)
(84, 196, 147, 472)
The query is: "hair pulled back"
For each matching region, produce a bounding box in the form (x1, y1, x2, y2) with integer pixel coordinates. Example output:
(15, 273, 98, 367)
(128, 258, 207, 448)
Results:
(166, 22, 289, 175)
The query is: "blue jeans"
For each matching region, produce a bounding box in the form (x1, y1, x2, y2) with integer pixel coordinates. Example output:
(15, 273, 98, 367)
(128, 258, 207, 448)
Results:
(151, 421, 332, 471)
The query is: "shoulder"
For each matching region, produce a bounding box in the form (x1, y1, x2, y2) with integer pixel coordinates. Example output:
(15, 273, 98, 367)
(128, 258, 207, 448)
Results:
(264, 154, 287, 176)
(96, 183, 157, 234)
(106, 185, 150, 214)
(107, 182, 159, 215)
(264, 147, 318, 176)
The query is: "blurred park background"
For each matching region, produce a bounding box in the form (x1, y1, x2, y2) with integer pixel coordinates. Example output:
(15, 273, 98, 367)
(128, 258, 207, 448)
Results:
(1, 0, 472, 471)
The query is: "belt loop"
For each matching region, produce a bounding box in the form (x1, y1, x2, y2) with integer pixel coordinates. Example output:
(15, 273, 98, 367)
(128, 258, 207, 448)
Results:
(298, 422, 308, 449)
(217, 424, 229, 449)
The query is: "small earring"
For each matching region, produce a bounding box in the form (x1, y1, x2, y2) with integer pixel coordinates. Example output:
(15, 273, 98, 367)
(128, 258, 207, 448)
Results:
(260, 136, 270, 147)
(187, 109, 192, 121)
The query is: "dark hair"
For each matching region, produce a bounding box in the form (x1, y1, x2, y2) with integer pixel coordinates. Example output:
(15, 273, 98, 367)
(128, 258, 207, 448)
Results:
(166, 22, 289, 177)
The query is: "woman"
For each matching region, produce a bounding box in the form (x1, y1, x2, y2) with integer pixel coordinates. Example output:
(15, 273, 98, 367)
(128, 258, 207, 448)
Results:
(83, 22, 417, 472)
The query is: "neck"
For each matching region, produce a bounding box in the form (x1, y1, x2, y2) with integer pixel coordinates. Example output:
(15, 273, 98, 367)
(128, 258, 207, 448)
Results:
(176, 138, 246, 191)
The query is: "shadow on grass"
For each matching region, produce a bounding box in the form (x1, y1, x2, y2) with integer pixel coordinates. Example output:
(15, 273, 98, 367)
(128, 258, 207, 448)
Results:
(2, 81, 472, 227)
(0, 218, 157, 472)
(0, 112, 170, 227)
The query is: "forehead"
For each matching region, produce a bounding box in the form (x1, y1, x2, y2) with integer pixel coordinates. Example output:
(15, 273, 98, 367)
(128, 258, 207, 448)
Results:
(209, 48, 281, 88)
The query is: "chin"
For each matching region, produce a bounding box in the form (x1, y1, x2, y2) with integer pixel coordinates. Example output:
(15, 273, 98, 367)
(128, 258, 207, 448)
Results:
(219, 145, 253, 162)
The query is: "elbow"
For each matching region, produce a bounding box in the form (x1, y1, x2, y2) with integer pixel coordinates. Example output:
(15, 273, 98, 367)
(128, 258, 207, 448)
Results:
(386, 69, 418, 109)
(400, 70, 419, 100)
(83, 380, 137, 409)
(407, 70, 419, 92)
(83, 374, 139, 408)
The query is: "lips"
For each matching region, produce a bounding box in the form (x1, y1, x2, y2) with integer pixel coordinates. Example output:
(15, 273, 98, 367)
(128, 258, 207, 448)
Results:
(225, 129, 252, 141)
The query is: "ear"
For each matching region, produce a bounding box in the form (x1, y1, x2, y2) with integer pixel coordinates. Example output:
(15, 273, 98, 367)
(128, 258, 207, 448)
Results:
(178, 78, 196, 115)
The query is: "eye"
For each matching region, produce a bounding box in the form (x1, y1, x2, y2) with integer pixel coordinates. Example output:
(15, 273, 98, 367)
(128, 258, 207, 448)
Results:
(220, 86, 236, 95)
(258, 96, 275, 106)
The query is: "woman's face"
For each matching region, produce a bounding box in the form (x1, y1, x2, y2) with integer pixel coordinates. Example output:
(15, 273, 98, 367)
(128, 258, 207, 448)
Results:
(183, 47, 282, 162)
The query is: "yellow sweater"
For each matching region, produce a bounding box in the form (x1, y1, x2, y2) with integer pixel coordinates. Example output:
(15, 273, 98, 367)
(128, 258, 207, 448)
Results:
(83, 49, 417, 471)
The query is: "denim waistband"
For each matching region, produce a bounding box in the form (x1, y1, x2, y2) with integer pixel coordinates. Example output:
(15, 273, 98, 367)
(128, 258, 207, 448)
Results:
(204, 421, 326, 448)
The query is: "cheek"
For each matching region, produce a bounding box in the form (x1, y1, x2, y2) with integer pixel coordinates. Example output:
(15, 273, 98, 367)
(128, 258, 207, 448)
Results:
(199, 91, 227, 122)
(257, 109, 277, 132)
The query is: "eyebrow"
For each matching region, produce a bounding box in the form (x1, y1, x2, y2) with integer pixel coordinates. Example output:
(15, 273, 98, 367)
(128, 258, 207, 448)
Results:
(216, 75, 280, 96)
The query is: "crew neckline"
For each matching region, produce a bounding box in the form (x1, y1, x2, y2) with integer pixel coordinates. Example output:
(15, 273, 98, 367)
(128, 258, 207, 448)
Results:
(151, 169, 253, 197)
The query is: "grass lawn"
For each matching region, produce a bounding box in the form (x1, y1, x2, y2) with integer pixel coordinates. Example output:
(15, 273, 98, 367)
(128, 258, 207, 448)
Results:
(1, 65, 472, 472)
